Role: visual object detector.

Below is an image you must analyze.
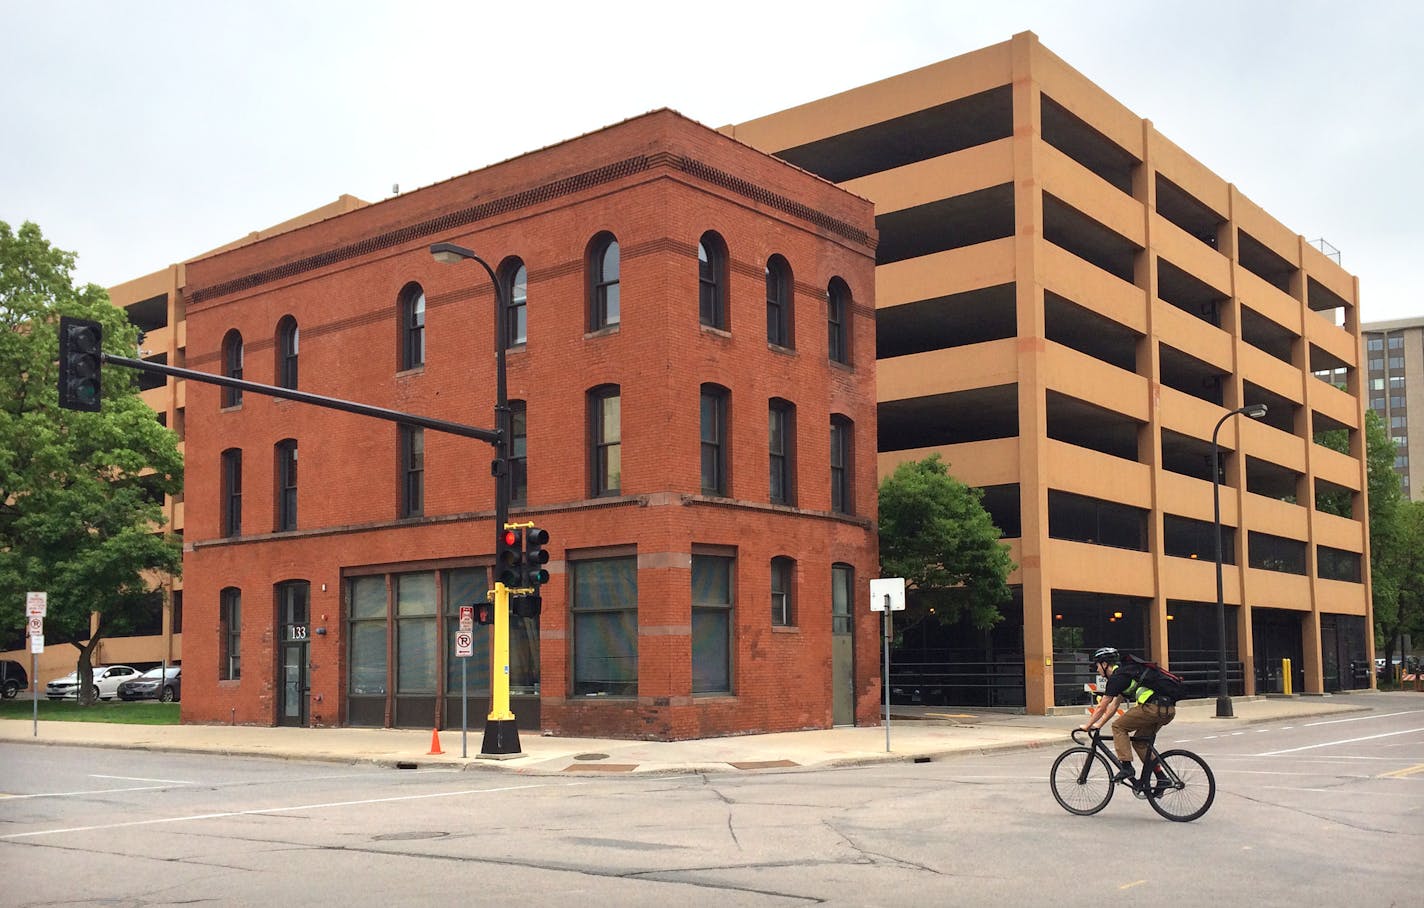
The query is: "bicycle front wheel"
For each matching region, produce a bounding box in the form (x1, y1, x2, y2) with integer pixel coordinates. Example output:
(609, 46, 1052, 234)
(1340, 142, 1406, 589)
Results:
(1147, 750, 1216, 822)
(1050, 747, 1115, 816)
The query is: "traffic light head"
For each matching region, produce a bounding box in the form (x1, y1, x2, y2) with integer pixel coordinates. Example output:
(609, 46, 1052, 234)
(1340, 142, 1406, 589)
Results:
(524, 526, 550, 586)
(58, 316, 103, 412)
(475, 602, 495, 625)
(512, 594, 542, 620)
(497, 527, 523, 587)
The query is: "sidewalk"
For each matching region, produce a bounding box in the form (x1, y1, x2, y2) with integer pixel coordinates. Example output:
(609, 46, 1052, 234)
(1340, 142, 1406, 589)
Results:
(0, 693, 1379, 775)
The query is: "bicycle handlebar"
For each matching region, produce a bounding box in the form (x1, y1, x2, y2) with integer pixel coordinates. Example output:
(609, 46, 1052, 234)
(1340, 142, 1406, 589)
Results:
(1071, 727, 1098, 745)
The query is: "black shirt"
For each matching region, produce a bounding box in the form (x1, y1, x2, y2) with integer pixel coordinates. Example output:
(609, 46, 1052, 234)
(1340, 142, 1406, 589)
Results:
(1103, 661, 1146, 700)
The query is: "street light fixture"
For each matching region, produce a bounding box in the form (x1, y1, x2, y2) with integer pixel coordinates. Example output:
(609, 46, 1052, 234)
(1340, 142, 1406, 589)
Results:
(1211, 402, 1268, 719)
(430, 241, 520, 756)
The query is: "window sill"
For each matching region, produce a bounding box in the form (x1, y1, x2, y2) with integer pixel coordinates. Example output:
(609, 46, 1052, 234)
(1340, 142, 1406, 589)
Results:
(396, 365, 425, 378)
(767, 342, 797, 355)
(584, 325, 620, 340)
(829, 358, 855, 373)
(700, 324, 731, 339)
(219, 404, 242, 413)
(771, 625, 800, 634)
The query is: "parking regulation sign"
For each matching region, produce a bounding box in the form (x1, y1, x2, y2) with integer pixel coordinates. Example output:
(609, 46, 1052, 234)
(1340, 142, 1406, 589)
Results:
(455, 631, 474, 658)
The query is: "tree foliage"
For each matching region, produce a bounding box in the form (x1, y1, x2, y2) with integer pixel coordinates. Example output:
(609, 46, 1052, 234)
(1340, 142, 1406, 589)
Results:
(878, 454, 1015, 630)
(1359, 409, 1408, 660)
(0, 221, 183, 701)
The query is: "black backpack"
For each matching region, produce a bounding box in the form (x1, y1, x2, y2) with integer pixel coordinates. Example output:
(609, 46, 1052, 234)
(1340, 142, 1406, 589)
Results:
(1124, 654, 1188, 703)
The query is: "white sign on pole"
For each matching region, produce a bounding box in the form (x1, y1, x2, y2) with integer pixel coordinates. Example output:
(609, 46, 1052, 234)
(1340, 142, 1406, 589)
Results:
(458, 606, 474, 633)
(29, 634, 44, 654)
(869, 577, 906, 612)
(455, 631, 474, 658)
(27, 616, 43, 637)
(26, 591, 47, 618)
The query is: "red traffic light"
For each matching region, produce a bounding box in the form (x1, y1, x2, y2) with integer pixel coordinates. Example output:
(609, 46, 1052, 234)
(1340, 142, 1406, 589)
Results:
(501, 529, 519, 547)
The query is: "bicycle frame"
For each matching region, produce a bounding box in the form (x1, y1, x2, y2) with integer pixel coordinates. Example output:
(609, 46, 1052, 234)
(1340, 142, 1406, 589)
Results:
(1071, 727, 1176, 787)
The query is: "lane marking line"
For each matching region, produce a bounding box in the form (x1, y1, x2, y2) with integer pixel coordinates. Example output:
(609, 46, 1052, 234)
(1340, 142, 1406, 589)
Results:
(0, 782, 556, 840)
(1379, 763, 1424, 779)
(90, 775, 193, 785)
(1119, 881, 1147, 890)
(1256, 726, 1424, 756)
(1303, 710, 1423, 728)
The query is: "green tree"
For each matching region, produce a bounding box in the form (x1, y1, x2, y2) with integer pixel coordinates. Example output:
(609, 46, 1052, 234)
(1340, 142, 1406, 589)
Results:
(1360, 409, 1408, 672)
(1376, 499, 1424, 682)
(0, 221, 183, 703)
(878, 454, 1015, 630)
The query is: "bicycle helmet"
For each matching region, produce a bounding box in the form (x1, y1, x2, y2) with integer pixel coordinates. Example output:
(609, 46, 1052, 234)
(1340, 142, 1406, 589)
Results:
(1090, 646, 1119, 664)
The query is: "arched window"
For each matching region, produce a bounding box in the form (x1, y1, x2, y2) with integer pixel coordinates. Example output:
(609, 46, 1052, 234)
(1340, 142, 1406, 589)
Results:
(766, 255, 793, 348)
(399, 283, 426, 370)
(589, 234, 620, 330)
(276, 316, 299, 390)
(827, 278, 851, 365)
(698, 232, 727, 329)
(221, 329, 244, 407)
(501, 259, 528, 348)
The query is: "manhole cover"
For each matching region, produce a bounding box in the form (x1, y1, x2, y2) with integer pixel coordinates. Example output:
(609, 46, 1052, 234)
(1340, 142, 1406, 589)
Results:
(373, 831, 450, 842)
(573, 752, 610, 761)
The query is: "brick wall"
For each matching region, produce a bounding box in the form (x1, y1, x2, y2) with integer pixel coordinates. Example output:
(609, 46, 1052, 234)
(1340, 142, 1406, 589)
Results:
(179, 110, 881, 740)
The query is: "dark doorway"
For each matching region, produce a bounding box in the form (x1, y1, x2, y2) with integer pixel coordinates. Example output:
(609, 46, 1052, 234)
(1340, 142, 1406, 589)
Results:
(1252, 608, 1305, 694)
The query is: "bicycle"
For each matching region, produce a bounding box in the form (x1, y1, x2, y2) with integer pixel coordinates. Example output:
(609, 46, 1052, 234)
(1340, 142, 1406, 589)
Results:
(1050, 727, 1216, 822)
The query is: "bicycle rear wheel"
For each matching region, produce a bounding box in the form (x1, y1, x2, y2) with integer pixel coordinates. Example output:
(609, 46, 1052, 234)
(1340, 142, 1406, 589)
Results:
(1050, 747, 1115, 816)
(1146, 750, 1215, 822)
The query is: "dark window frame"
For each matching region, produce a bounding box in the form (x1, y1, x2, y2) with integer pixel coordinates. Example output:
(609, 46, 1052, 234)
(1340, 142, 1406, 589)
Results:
(771, 556, 795, 627)
(827, 278, 851, 365)
(830, 415, 853, 514)
(698, 232, 727, 329)
(400, 425, 424, 518)
(769, 398, 796, 506)
(832, 562, 854, 634)
(501, 258, 528, 348)
(222, 329, 244, 407)
(589, 385, 621, 497)
(221, 447, 242, 537)
(571, 555, 638, 697)
(510, 399, 528, 505)
(700, 384, 729, 496)
(400, 283, 426, 371)
(276, 315, 299, 390)
(692, 552, 734, 694)
(589, 234, 621, 331)
(220, 587, 241, 681)
(766, 255, 793, 348)
(275, 438, 298, 531)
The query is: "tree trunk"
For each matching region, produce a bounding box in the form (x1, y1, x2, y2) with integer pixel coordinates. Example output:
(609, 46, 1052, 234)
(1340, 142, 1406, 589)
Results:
(73, 631, 106, 706)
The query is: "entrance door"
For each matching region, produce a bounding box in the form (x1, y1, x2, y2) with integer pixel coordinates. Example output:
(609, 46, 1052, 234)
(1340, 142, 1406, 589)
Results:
(280, 641, 309, 726)
(276, 580, 311, 727)
(832, 565, 855, 726)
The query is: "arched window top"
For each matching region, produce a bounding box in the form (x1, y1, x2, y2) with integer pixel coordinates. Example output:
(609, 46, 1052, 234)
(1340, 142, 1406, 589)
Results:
(589, 233, 620, 330)
(276, 315, 299, 389)
(500, 257, 528, 348)
(399, 282, 426, 370)
(221, 329, 244, 407)
(766, 255, 793, 348)
(827, 277, 851, 365)
(698, 231, 727, 330)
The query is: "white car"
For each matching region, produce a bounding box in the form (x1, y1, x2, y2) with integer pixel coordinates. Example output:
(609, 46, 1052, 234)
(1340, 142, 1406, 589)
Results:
(45, 665, 140, 701)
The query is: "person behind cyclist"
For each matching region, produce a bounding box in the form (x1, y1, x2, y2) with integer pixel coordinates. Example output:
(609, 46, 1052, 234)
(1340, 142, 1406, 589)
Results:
(1077, 646, 1176, 791)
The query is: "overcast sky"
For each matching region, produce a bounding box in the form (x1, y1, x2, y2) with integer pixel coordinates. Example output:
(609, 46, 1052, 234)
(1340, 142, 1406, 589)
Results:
(3, 0, 1419, 323)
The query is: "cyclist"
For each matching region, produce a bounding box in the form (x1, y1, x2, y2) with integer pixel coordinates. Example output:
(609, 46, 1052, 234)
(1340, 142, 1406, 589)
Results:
(1077, 646, 1176, 792)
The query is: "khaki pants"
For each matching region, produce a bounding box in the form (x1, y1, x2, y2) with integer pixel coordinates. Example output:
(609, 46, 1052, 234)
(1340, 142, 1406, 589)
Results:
(1112, 700, 1176, 766)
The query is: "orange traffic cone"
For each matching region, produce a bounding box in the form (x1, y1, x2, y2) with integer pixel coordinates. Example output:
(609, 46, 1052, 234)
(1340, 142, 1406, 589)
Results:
(428, 727, 444, 755)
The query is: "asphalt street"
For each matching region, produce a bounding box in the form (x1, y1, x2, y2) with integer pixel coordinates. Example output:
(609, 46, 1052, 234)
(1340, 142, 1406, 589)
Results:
(1, 694, 1419, 907)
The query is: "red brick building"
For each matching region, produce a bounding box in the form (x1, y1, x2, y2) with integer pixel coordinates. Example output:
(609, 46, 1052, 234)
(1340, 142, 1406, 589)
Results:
(178, 110, 881, 740)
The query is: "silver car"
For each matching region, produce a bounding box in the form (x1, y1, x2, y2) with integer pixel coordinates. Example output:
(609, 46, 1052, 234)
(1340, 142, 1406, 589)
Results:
(45, 665, 139, 700)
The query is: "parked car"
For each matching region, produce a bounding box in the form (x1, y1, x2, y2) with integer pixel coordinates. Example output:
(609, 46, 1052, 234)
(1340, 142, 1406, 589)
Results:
(1, 660, 29, 699)
(45, 665, 139, 700)
(117, 666, 181, 702)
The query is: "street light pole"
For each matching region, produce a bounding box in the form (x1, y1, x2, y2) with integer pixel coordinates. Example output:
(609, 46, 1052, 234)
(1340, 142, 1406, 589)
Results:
(430, 241, 520, 757)
(1211, 402, 1268, 719)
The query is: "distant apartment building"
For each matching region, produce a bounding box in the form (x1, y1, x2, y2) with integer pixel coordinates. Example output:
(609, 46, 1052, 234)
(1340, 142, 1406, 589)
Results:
(1362, 315, 1424, 500)
(728, 31, 1373, 710)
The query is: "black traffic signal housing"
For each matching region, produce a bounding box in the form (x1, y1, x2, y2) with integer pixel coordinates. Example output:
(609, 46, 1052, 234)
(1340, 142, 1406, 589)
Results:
(474, 601, 495, 625)
(512, 594, 542, 620)
(497, 527, 524, 588)
(524, 526, 550, 586)
(58, 316, 103, 412)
